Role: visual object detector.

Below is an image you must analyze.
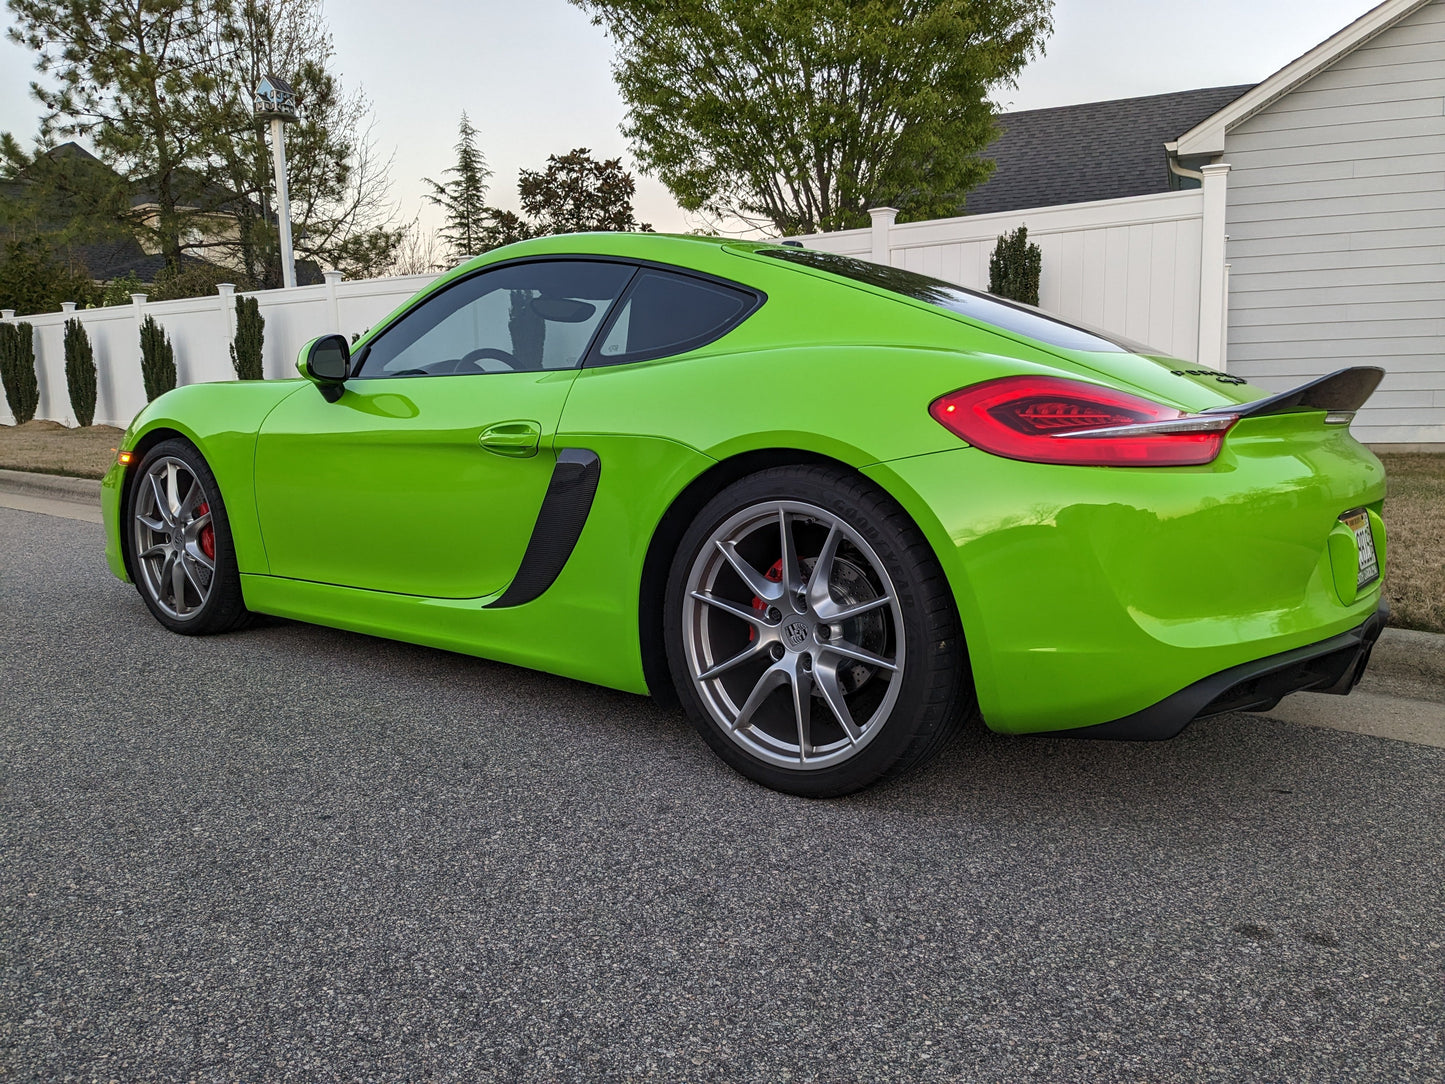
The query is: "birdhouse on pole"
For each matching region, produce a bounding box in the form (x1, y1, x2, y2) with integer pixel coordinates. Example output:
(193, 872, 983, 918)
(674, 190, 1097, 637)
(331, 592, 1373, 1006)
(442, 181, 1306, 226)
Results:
(256, 74, 300, 287)
(255, 74, 298, 122)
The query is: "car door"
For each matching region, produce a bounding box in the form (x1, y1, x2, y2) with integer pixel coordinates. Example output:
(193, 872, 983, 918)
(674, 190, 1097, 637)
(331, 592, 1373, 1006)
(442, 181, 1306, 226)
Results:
(253, 258, 636, 599)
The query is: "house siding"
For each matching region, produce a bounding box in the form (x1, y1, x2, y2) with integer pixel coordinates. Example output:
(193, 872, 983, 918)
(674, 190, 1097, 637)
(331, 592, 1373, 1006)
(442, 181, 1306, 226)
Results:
(1224, 0, 1445, 443)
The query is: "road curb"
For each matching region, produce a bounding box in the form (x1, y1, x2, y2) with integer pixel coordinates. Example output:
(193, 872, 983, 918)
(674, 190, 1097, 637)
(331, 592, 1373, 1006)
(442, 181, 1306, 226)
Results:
(0, 467, 102, 504)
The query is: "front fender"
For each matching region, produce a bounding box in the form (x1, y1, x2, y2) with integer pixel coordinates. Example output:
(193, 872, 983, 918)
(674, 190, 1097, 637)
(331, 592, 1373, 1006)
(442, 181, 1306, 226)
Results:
(105, 380, 309, 581)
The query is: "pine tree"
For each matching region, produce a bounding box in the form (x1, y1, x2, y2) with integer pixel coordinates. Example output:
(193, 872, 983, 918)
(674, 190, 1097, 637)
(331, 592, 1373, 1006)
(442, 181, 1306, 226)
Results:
(423, 113, 494, 260)
(230, 295, 265, 380)
(139, 315, 177, 402)
(63, 318, 96, 426)
(988, 226, 1042, 306)
(0, 320, 40, 423)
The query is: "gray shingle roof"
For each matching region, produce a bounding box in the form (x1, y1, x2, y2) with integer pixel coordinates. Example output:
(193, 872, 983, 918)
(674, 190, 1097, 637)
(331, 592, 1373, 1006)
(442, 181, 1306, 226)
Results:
(964, 85, 1255, 215)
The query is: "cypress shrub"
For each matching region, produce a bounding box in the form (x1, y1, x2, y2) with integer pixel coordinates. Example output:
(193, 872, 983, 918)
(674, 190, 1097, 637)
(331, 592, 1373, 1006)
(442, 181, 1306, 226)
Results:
(229, 295, 264, 380)
(987, 225, 1042, 306)
(64, 318, 97, 427)
(140, 314, 177, 402)
(0, 321, 40, 423)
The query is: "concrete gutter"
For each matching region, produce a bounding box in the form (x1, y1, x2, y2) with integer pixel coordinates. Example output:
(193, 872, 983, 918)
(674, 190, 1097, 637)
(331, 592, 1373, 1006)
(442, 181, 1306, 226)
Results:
(0, 467, 102, 502)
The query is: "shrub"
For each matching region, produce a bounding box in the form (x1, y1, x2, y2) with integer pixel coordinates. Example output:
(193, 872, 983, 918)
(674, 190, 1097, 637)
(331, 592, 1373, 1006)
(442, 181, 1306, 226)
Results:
(229, 295, 264, 380)
(0, 321, 40, 423)
(139, 314, 177, 402)
(988, 225, 1042, 306)
(97, 272, 145, 309)
(64, 318, 97, 427)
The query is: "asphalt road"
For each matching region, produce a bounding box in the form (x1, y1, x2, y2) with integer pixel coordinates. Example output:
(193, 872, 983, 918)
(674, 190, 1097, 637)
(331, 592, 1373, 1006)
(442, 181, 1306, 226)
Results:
(2, 505, 1442, 1083)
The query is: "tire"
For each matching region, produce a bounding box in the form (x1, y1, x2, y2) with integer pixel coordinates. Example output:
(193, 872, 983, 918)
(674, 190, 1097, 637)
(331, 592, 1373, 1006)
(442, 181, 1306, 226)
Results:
(664, 464, 973, 797)
(126, 438, 252, 635)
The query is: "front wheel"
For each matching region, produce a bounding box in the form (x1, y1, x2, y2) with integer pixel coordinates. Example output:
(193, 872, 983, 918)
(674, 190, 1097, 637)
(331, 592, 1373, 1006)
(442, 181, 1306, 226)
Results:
(126, 438, 252, 635)
(664, 465, 973, 797)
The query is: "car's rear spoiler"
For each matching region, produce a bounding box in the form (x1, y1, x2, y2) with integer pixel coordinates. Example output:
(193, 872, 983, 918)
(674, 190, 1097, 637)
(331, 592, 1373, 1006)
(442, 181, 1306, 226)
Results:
(1201, 366, 1384, 419)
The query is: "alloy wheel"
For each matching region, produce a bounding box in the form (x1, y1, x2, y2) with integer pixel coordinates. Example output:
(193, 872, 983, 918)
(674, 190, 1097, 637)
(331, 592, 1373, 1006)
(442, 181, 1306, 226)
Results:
(132, 456, 217, 620)
(680, 500, 906, 770)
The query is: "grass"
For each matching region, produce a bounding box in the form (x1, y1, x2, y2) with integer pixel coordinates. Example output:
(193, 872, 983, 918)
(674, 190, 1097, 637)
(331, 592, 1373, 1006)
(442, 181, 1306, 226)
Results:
(0, 420, 124, 479)
(0, 422, 1440, 632)
(1377, 454, 1445, 635)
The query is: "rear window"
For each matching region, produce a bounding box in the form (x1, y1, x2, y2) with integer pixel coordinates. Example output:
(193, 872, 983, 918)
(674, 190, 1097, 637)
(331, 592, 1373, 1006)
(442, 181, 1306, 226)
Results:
(758, 246, 1138, 354)
(590, 269, 757, 366)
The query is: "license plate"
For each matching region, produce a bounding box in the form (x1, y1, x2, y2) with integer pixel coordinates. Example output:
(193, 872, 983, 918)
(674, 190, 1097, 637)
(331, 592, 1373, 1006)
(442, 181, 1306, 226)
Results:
(1341, 509, 1379, 590)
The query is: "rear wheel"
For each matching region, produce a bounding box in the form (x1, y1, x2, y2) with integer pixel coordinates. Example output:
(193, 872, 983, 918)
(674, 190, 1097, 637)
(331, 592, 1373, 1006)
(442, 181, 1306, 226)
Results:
(127, 438, 251, 635)
(664, 465, 972, 796)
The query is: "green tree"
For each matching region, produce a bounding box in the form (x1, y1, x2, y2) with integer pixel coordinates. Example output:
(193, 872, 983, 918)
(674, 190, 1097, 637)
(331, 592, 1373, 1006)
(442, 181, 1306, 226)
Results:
(5, 0, 402, 286)
(571, 0, 1053, 234)
(230, 294, 264, 380)
(6, 0, 217, 273)
(518, 148, 652, 235)
(424, 113, 494, 260)
(139, 314, 177, 401)
(187, 0, 403, 285)
(988, 224, 1041, 305)
(0, 320, 40, 423)
(63, 317, 96, 426)
(0, 237, 95, 314)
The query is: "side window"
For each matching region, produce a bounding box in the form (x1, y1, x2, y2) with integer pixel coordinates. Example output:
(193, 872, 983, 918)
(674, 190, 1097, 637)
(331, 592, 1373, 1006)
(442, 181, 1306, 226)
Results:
(592, 270, 757, 365)
(355, 260, 635, 378)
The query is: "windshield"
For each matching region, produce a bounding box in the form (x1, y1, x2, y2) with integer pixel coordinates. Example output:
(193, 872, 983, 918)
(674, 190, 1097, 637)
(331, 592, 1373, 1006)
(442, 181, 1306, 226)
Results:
(757, 246, 1154, 355)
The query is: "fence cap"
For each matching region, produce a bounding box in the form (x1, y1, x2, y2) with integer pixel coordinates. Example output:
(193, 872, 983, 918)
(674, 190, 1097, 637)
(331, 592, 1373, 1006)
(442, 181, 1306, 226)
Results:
(217, 283, 236, 296)
(131, 293, 148, 305)
(1, 309, 14, 320)
(323, 270, 344, 285)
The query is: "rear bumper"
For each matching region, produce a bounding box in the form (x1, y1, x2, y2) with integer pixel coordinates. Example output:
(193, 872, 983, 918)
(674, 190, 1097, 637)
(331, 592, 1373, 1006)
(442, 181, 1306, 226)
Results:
(1044, 604, 1389, 740)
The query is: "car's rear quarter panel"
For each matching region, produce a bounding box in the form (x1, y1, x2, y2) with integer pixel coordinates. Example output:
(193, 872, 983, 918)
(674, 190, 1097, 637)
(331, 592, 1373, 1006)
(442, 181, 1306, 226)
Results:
(867, 415, 1386, 733)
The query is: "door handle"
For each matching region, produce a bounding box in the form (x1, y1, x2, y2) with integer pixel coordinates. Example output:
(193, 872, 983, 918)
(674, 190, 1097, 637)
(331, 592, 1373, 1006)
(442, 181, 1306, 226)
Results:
(479, 420, 541, 458)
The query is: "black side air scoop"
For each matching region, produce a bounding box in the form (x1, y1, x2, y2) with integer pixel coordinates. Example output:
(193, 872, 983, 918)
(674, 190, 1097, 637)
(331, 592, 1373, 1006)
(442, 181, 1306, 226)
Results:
(1201, 366, 1385, 418)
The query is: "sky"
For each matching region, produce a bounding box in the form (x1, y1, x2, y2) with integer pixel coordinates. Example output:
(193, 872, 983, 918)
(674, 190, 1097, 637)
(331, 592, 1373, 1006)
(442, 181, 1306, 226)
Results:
(0, 0, 1383, 239)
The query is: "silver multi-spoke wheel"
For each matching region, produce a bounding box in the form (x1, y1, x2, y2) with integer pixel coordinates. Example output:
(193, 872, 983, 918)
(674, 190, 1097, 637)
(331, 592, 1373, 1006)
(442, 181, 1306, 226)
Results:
(132, 455, 217, 620)
(681, 500, 906, 771)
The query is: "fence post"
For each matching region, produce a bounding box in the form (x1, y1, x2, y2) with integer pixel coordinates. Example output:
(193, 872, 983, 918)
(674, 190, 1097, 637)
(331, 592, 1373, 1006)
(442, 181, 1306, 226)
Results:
(868, 207, 898, 267)
(323, 269, 344, 334)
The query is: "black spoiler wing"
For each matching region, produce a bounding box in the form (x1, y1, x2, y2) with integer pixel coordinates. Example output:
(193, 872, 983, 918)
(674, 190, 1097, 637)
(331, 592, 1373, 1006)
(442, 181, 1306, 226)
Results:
(1201, 366, 1384, 418)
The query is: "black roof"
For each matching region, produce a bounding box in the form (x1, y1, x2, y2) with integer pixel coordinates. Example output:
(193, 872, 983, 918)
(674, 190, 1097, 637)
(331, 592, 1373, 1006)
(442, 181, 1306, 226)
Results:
(965, 85, 1255, 215)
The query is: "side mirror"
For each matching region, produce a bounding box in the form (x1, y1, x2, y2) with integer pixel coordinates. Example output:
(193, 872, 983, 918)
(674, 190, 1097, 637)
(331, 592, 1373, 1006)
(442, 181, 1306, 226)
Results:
(297, 334, 351, 402)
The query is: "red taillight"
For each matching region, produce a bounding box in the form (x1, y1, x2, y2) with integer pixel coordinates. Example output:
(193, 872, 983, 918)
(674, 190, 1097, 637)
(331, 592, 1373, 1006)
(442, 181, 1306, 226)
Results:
(929, 376, 1237, 467)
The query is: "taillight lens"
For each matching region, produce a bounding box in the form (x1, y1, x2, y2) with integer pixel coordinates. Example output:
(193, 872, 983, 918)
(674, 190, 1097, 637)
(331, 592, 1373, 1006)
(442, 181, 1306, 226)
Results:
(929, 376, 1237, 467)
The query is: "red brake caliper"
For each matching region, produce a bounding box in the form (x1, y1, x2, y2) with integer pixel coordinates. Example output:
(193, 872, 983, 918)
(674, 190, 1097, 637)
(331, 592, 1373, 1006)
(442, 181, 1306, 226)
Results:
(747, 559, 784, 641)
(197, 502, 215, 560)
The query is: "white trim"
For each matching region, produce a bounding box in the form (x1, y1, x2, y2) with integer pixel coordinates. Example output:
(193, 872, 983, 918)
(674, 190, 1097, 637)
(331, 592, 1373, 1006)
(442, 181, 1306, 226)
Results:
(1175, 0, 1435, 156)
(1196, 164, 1232, 369)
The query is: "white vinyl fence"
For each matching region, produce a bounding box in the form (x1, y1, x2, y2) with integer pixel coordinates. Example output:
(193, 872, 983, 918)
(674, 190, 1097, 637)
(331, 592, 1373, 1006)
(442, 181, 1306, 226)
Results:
(1, 270, 440, 429)
(792, 190, 1208, 363)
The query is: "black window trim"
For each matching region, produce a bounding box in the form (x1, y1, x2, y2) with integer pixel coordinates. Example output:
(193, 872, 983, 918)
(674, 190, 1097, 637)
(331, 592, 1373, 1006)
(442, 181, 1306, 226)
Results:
(350, 254, 764, 379)
(581, 264, 765, 369)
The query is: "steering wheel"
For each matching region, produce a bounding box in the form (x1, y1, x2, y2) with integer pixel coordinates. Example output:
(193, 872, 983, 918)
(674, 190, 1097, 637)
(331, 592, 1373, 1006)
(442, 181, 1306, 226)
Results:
(457, 347, 520, 373)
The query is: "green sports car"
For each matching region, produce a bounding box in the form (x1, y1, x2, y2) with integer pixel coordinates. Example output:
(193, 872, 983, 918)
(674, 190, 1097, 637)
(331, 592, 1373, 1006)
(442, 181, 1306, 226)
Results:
(102, 233, 1388, 796)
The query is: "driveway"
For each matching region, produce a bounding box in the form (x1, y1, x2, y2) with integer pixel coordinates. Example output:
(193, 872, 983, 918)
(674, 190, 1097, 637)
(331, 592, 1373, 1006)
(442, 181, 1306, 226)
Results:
(1, 506, 1441, 1082)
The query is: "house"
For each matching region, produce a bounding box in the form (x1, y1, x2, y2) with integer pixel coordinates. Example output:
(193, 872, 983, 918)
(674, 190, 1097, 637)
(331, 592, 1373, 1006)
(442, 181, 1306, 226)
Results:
(1169, 0, 1444, 446)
